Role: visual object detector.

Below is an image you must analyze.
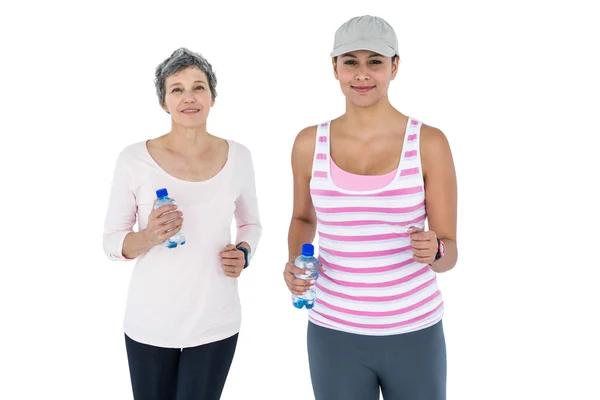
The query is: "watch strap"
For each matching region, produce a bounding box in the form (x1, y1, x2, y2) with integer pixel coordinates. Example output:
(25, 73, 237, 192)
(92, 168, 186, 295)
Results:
(434, 238, 445, 262)
(236, 244, 250, 269)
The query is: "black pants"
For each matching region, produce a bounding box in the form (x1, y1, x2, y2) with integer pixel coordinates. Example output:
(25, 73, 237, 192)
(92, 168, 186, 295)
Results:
(124, 333, 238, 400)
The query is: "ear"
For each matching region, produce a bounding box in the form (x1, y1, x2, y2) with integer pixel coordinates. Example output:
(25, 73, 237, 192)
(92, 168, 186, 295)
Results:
(211, 98, 215, 107)
(390, 56, 399, 80)
(161, 103, 170, 114)
(332, 58, 339, 80)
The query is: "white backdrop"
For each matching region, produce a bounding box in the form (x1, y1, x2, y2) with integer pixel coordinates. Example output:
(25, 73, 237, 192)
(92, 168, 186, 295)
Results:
(1, 0, 599, 399)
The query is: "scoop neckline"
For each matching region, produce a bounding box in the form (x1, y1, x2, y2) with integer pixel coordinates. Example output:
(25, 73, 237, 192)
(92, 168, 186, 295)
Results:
(143, 138, 233, 185)
(323, 117, 413, 195)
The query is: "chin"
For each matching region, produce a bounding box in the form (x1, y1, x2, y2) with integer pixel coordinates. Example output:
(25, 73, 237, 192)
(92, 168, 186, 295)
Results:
(174, 117, 208, 128)
(349, 97, 380, 108)
(343, 90, 381, 108)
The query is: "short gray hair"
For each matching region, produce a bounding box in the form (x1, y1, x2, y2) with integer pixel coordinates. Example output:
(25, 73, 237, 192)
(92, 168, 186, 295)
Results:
(154, 47, 217, 107)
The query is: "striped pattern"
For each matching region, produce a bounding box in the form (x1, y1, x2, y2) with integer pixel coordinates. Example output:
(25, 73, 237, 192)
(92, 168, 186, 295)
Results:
(308, 118, 444, 336)
(400, 167, 420, 176)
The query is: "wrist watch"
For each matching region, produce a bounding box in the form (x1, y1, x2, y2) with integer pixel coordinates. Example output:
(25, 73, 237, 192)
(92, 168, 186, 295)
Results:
(433, 238, 445, 263)
(236, 244, 250, 269)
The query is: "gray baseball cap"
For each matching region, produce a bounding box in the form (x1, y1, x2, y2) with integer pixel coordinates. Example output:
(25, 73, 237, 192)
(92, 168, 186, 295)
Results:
(330, 15, 398, 58)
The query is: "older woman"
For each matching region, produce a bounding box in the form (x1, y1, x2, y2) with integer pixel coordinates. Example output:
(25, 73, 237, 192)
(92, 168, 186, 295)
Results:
(103, 47, 262, 400)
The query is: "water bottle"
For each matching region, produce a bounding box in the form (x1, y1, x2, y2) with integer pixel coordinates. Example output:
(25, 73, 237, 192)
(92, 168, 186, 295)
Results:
(155, 188, 186, 248)
(292, 244, 319, 309)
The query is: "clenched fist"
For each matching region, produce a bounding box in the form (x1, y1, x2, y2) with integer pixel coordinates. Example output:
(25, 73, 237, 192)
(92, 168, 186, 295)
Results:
(407, 226, 439, 265)
(219, 244, 246, 278)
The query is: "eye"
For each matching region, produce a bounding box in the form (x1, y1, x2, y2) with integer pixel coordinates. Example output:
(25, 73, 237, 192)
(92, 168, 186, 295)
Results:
(344, 60, 357, 65)
(370, 60, 382, 65)
(194, 85, 205, 91)
(171, 87, 182, 93)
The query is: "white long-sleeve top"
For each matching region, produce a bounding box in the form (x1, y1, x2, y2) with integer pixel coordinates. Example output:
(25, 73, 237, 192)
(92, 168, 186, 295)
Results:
(103, 139, 262, 348)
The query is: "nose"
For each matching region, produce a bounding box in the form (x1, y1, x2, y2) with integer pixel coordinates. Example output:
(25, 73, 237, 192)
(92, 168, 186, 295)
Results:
(182, 90, 196, 103)
(354, 64, 370, 81)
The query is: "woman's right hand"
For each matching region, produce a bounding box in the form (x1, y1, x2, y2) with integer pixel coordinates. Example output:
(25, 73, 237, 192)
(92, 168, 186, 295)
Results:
(142, 199, 184, 247)
(283, 260, 316, 295)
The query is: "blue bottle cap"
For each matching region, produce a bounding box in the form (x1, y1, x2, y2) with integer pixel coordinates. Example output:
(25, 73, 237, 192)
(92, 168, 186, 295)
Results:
(156, 188, 169, 198)
(301, 243, 314, 257)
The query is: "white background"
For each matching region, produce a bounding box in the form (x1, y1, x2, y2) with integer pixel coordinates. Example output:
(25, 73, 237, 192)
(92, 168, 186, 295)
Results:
(1, 0, 599, 399)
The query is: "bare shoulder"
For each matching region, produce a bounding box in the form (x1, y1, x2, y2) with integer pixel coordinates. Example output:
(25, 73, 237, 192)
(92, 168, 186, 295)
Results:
(420, 123, 455, 175)
(293, 125, 318, 154)
(291, 125, 318, 178)
(421, 124, 451, 154)
(292, 125, 318, 161)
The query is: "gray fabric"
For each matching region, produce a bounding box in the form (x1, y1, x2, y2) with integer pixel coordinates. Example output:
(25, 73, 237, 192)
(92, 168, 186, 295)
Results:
(330, 15, 398, 57)
(307, 321, 446, 400)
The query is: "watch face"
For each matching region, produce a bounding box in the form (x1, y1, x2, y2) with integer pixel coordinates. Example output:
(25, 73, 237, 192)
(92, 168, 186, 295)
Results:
(439, 240, 445, 257)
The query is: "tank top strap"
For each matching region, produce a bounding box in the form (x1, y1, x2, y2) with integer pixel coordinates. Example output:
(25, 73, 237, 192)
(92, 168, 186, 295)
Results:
(311, 121, 332, 179)
(403, 117, 422, 153)
(394, 117, 424, 184)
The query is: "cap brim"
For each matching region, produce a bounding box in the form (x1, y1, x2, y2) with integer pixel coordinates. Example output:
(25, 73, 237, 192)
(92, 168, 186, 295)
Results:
(330, 40, 396, 57)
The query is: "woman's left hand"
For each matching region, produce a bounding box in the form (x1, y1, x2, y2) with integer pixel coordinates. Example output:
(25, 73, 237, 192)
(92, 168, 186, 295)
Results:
(219, 244, 245, 278)
(407, 226, 438, 265)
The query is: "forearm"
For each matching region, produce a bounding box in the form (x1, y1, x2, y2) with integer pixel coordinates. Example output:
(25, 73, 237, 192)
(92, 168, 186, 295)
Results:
(288, 217, 317, 262)
(122, 230, 153, 260)
(430, 238, 458, 273)
(235, 223, 261, 256)
(234, 148, 262, 256)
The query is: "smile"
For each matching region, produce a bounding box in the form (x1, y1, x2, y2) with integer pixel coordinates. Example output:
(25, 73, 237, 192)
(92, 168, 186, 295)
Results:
(351, 86, 375, 93)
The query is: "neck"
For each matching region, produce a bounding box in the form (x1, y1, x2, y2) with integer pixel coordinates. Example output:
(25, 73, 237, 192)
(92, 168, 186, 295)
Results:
(164, 121, 212, 155)
(342, 97, 401, 137)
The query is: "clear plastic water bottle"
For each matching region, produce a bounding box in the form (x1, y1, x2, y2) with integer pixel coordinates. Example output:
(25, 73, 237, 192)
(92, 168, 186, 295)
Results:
(155, 188, 186, 248)
(292, 243, 319, 309)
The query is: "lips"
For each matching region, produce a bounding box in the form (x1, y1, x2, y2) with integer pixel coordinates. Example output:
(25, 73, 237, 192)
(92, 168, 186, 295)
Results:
(181, 109, 200, 114)
(351, 86, 375, 93)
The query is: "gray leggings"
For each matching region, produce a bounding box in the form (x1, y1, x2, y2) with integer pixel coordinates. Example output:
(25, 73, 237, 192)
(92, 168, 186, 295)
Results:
(307, 321, 446, 400)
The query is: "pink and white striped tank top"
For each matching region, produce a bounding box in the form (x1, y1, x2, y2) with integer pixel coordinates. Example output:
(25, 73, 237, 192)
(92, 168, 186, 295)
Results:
(308, 118, 444, 336)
